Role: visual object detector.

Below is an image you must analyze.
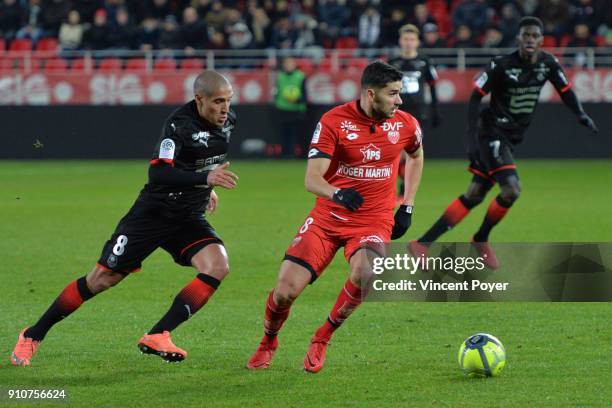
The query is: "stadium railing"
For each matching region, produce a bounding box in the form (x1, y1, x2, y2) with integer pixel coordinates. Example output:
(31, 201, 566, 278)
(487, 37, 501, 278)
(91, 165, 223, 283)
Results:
(0, 47, 610, 74)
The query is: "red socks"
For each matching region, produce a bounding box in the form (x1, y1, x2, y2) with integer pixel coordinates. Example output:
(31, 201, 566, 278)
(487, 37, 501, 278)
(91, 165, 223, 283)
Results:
(264, 291, 291, 338)
(443, 198, 471, 226)
(315, 279, 363, 340)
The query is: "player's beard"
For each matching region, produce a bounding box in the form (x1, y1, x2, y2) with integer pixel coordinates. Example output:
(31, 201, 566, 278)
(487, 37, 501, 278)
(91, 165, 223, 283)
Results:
(373, 95, 398, 119)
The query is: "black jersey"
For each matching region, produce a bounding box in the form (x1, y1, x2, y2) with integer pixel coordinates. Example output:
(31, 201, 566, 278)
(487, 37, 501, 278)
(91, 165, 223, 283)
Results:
(388, 55, 438, 117)
(473, 50, 571, 144)
(139, 100, 236, 217)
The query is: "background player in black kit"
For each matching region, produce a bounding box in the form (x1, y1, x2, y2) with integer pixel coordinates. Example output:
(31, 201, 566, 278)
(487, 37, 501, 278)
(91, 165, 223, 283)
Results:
(11, 71, 239, 366)
(389, 24, 440, 202)
(410, 17, 599, 268)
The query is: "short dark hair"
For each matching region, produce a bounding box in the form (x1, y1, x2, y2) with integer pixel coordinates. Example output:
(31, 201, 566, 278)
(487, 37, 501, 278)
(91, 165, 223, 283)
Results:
(518, 16, 543, 31)
(361, 60, 403, 90)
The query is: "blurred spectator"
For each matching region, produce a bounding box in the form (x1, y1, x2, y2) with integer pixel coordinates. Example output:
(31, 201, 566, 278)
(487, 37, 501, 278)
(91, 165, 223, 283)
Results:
(16, 0, 43, 44)
(293, 14, 320, 50)
(538, 0, 569, 40)
(193, 0, 213, 17)
(422, 23, 447, 48)
(179, 6, 207, 52)
(159, 14, 180, 49)
(107, 8, 137, 49)
(452, 0, 491, 35)
(411, 3, 436, 33)
(72, 0, 103, 24)
(227, 21, 253, 50)
(42, 0, 70, 36)
(137, 16, 160, 51)
(451, 24, 478, 48)
(270, 16, 295, 49)
(482, 27, 503, 47)
(204, 0, 226, 32)
(566, 23, 596, 67)
(349, 0, 370, 32)
(245, 0, 271, 48)
(274, 56, 308, 158)
(358, 6, 381, 48)
(498, 3, 520, 47)
(569, 0, 597, 32)
(206, 28, 226, 49)
(83, 8, 109, 49)
(516, 0, 538, 15)
(381, 8, 408, 47)
(0, 0, 23, 41)
(146, 0, 172, 21)
(58, 9, 83, 50)
(299, 0, 317, 19)
(318, 0, 350, 46)
(567, 23, 596, 47)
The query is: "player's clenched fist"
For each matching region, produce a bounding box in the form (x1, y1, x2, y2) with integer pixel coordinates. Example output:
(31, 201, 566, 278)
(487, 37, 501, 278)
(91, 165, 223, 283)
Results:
(207, 162, 239, 189)
(332, 188, 364, 211)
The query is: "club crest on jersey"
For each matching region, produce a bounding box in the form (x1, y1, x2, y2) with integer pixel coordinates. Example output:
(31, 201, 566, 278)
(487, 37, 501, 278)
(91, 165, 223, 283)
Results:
(340, 120, 360, 133)
(382, 121, 403, 144)
(192, 131, 210, 147)
(360, 143, 381, 163)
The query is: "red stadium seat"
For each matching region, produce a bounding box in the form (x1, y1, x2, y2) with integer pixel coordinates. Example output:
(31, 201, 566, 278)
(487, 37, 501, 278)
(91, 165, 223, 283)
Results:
(36, 38, 59, 52)
(181, 58, 204, 70)
(294, 58, 314, 75)
(336, 37, 358, 49)
(560, 34, 571, 47)
(45, 58, 68, 71)
(0, 39, 5, 53)
(0, 58, 14, 72)
(71, 58, 91, 72)
(125, 58, 149, 72)
(154, 59, 177, 71)
(543, 36, 557, 48)
(9, 39, 33, 52)
(98, 58, 123, 72)
(346, 57, 369, 72)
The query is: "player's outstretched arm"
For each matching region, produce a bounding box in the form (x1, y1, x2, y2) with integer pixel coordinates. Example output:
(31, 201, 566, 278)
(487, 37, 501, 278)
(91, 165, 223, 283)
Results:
(558, 88, 599, 134)
(392, 146, 424, 239)
(149, 161, 238, 189)
(206, 162, 239, 189)
(305, 158, 363, 211)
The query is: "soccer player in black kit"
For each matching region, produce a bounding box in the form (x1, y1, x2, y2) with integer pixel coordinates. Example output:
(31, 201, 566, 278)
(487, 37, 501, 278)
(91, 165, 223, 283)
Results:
(11, 71, 239, 366)
(389, 24, 440, 202)
(410, 17, 598, 268)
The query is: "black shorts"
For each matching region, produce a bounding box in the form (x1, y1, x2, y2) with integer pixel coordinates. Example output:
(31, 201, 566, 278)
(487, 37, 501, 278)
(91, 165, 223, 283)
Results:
(97, 203, 222, 273)
(468, 133, 518, 187)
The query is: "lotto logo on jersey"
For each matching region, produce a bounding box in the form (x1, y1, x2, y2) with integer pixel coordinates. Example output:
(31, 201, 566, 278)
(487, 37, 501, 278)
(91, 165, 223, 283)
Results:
(360, 143, 381, 163)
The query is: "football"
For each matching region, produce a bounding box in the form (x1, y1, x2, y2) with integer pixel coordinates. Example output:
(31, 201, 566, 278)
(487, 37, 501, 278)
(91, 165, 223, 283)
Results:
(458, 333, 506, 377)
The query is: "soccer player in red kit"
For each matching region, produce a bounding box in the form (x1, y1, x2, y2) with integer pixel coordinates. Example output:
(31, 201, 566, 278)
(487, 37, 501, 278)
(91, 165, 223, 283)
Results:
(246, 61, 424, 373)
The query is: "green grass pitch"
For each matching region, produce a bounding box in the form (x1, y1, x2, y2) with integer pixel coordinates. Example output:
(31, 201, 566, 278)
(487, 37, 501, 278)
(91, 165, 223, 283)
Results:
(1, 159, 611, 407)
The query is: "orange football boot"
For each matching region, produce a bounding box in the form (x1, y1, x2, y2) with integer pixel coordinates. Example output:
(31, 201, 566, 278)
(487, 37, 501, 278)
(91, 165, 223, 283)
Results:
(138, 331, 187, 362)
(11, 328, 41, 367)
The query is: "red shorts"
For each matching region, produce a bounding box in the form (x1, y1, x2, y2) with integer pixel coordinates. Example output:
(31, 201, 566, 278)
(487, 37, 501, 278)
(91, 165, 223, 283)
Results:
(284, 207, 393, 283)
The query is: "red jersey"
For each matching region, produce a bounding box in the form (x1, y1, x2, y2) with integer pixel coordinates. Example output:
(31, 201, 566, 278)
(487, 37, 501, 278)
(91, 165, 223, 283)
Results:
(308, 100, 422, 223)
